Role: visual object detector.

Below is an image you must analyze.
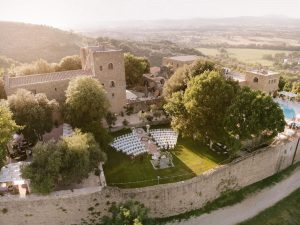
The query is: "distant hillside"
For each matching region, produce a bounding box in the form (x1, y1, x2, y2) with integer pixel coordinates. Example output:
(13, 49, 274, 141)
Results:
(0, 21, 202, 67)
(0, 21, 94, 63)
(97, 37, 203, 66)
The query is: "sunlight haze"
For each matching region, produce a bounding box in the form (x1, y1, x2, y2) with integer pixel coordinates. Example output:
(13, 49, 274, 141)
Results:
(0, 0, 300, 28)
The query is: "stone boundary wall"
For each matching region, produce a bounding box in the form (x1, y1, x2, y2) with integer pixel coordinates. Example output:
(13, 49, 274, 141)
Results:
(1, 134, 300, 225)
(127, 97, 165, 113)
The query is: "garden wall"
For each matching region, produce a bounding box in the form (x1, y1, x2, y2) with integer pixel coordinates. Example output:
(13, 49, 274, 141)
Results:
(1, 133, 300, 225)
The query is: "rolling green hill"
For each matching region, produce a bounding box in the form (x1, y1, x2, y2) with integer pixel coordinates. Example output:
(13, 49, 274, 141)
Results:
(0, 21, 92, 63)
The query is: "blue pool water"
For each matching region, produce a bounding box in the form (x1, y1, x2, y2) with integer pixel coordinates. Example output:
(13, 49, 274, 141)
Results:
(279, 103, 296, 119)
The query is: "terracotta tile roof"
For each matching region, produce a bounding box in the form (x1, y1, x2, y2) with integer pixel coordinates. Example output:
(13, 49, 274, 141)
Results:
(8, 70, 93, 88)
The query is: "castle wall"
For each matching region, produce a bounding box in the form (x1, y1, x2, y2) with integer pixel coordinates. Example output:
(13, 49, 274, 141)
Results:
(5, 79, 71, 103)
(1, 134, 300, 225)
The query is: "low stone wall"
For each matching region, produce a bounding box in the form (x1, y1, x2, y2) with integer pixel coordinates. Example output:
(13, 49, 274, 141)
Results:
(127, 97, 164, 113)
(1, 134, 300, 225)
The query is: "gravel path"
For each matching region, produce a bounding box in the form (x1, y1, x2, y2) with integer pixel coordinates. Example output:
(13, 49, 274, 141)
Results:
(168, 167, 300, 225)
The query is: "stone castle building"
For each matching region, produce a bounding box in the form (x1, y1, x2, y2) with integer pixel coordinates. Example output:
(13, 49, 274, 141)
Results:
(4, 46, 127, 113)
(224, 68, 279, 95)
(163, 55, 279, 95)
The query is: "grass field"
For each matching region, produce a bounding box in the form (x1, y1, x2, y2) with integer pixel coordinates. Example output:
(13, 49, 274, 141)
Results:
(197, 47, 296, 66)
(103, 136, 227, 188)
(239, 187, 300, 225)
(173, 138, 227, 175)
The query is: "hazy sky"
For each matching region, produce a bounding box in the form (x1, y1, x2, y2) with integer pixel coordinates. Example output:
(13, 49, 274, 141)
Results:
(0, 0, 299, 28)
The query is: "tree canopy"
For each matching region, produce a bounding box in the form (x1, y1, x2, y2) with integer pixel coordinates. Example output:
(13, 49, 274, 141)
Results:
(22, 130, 106, 193)
(57, 55, 82, 71)
(11, 55, 82, 76)
(64, 77, 111, 148)
(99, 201, 154, 225)
(225, 87, 285, 146)
(164, 70, 285, 153)
(65, 77, 109, 127)
(163, 59, 216, 99)
(124, 53, 150, 86)
(183, 71, 239, 144)
(8, 89, 58, 143)
(0, 103, 20, 168)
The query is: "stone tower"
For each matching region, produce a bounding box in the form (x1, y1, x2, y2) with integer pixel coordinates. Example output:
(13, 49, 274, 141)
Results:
(80, 46, 127, 114)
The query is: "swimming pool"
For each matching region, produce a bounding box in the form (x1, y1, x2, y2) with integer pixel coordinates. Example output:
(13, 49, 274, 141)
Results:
(279, 103, 296, 119)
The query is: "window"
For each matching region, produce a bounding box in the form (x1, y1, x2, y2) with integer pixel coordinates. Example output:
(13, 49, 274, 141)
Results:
(112, 93, 115, 97)
(99, 66, 103, 71)
(110, 81, 115, 87)
(108, 63, 113, 70)
(253, 77, 258, 83)
(31, 89, 37, 94)
(54, 87, 57, 91)
(102, 83, 105, 87)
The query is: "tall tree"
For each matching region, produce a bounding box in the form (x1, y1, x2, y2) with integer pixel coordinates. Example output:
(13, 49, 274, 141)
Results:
(163, 60, 216, 100)
(8, 89, 58, 143)
(124, 53, 150, 86)
(0, 78, 6, 99)
(225, 87, 285, 149)
(292, 82, 300, 94)
(278, 76, 286, 91)
(21, 141, 63, 193)
(163, 65, 190, 100)
(22, 130, 106, 193)
(182, 71, 240, 146)
(189, 60, 216, 78)
(0, 103, 21, 168)
(65, 77, 109, 127)
(57, 55, 82, 71)
(64, 77, 111, 148)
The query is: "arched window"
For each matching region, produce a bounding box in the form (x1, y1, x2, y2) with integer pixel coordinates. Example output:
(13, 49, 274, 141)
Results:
(99, 66, 103, 71)
(108, 63, 113, 70)
(253, 77, 258, 83)
(110, 81, 115, 87)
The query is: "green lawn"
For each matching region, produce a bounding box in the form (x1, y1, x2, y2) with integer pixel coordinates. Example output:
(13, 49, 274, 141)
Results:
(239, 187, 300, 225)
(173, 138, 227, 175)
(197, 47, 297, 66)
(103, 148, 195, 188)
(103, 136, 227, 188)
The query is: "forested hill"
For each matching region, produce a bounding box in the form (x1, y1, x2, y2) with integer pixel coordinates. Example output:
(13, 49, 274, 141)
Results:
(0, 21, 92, 63)
(0, 21, 202, 68)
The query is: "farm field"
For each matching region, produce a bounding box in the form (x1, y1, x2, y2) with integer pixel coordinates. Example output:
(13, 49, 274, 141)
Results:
(197, 47, 297, 66)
